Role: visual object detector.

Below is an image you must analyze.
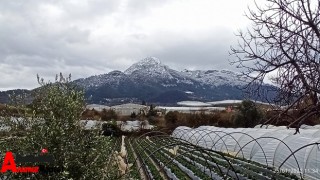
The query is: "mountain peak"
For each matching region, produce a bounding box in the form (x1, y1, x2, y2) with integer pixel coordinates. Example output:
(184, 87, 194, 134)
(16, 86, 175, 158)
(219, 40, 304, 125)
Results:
(124, 57, 165, 75)
(139, 57, 161, 65)
(66, 57, 274, 105)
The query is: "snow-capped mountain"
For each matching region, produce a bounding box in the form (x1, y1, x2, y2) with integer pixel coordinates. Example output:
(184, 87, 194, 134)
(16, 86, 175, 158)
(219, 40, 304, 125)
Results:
(124, 57, 196, 86)
(73, 57, 274, 105)
(0, 57, 275, 105)
(75, 70, 132, 90)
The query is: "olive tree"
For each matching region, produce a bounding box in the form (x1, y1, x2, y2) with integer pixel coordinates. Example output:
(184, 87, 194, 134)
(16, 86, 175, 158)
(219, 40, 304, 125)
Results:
(0, 74, 114, 179)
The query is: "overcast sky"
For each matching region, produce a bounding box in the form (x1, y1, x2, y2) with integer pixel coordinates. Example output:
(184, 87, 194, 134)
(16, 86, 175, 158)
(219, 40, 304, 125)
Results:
(0, 0, 256, 90)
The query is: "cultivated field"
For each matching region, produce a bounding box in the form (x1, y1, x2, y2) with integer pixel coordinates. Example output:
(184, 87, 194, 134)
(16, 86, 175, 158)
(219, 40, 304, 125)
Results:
(111, 130, 304, 180)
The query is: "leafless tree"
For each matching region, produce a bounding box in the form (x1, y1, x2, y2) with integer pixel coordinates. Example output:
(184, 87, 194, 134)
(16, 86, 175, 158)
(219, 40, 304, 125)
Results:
(230, 0, 320, 132)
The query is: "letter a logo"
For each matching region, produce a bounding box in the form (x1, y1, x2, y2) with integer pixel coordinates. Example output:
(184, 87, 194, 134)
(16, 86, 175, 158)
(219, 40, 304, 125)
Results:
(1, 152, 17, 173)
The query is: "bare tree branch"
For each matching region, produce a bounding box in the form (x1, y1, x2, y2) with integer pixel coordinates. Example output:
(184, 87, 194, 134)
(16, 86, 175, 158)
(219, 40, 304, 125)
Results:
(230, 0, 320, 132)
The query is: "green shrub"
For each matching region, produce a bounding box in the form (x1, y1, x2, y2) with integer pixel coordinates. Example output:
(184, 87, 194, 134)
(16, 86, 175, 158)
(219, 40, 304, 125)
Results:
(130, 112, 137, 119)
(165, 111, 179, 127)
(233, 100, 262, 128)
(147, 104, 157, 117)
(0, 74, 114, 179)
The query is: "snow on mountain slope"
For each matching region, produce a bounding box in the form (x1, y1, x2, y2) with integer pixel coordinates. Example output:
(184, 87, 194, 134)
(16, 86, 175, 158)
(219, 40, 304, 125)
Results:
(70, 57, 275, 104)
(181, 69, 249, 87)
(125, 57, 163, 74)
(124, 57, 174, 80)
(124, 57, 195, 86)
(75, 70, 131, 90)
(77, 57, 248, 90)
(0, 57, 276, 105)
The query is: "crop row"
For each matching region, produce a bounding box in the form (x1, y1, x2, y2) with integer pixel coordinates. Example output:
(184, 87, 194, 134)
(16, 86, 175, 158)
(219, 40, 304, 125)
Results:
(111, 135, 300, 180)
(153, 136, 299, 180)
(125, 138, 141, 179)
(142, 137, 221, 180)
(132, 138, 163, 179)
(137, 138, 191, 179)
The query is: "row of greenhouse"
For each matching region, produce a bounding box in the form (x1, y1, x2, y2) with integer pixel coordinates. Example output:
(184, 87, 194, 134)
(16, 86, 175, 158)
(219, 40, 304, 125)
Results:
(172, 126, 320, 179)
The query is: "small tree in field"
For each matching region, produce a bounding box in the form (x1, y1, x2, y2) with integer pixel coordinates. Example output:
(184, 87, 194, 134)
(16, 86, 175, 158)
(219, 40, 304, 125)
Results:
(230, 0, 320, 131)
(165, 111, 179, 127)
(0, 73, 114, 179)
(130, 112, 137, 119)
(234, 100, 262, 128)
(147, 104, 157, 117)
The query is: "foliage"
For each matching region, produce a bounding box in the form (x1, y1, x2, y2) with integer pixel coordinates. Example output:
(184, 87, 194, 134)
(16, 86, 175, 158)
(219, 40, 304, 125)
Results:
(81, 108, 100, 120)
(161, 110, 231, 131)
(101, 122, 121, 137)
(0, 74, 113, 179)
(100, 108, 118, 121)
(165, 111, 179, 127)
(130, 112, 137, 119)
(233, 100, 262, 128)
(147, 104, 157, 117)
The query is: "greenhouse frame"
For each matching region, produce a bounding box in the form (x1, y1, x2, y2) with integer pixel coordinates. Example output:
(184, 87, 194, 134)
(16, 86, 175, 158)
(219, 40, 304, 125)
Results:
(172, 126, 320, 179)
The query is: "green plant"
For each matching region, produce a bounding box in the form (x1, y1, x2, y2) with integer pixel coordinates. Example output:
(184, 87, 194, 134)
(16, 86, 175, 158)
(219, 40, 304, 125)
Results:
(233, 100, 262, 128)
(165, 111, 179, 127)
(130, 112, 137, 119)
(0, 74, 114, 179)
(147, 104, 157, 117)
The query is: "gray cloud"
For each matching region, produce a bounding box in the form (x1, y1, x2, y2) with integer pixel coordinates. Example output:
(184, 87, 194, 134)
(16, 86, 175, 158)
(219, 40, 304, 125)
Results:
(0, 0, 252, 90)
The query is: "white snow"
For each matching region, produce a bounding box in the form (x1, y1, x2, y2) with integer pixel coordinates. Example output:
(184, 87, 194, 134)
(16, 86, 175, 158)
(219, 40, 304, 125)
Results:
(124, 57, 161, 75)
(77, 57, 254, 92)
(124, 57, 175, 81)
(181, 69, 249, 86)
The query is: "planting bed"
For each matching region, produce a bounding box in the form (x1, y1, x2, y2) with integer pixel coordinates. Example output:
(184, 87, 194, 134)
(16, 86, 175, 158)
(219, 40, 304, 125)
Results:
(108, 134, 299, 180)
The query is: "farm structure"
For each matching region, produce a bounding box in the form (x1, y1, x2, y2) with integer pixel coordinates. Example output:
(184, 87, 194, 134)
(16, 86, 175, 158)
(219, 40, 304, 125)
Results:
(156, 106, 225, 114)
(111, 103, 148, 116)
(86, 103, 148, 116)
(173, 126, 320, 179)
(108, 130, 307, 179)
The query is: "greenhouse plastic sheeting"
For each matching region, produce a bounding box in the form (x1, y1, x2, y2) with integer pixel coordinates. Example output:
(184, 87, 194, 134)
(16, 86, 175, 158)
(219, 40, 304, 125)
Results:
(172, 126, 320, 179)
(255, 124, 320, 130)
